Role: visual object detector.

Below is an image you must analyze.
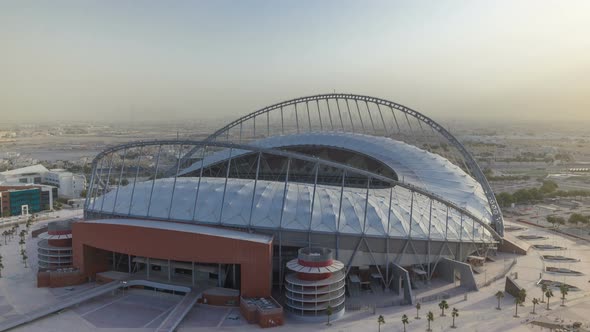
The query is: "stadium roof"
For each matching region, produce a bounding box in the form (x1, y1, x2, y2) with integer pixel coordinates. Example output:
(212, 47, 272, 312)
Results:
(90, 176, 495, 243)
(179, 132, 492, 223)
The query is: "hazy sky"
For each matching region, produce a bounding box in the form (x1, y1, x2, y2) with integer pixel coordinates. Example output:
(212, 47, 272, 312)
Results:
(1, 1, 589, 124)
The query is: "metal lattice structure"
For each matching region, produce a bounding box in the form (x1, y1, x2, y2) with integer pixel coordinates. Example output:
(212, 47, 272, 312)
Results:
(187, 93, 503, 236)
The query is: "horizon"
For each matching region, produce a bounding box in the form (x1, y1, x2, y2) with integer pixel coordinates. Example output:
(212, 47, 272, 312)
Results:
(1, 1, 590, 124)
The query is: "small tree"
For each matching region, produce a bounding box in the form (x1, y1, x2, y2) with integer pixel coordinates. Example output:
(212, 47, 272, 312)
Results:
(415, 302, 421, 319)
(401, 314, 409, 332)
(326, 305, 333, 326)
(541, 284, 548, 303)
(531, 298, 539, 314)
(518, 288, 527, 307)
(451, 307, 459, 328)
(377, 315, 385, 332)
(0, 254, 3, 278)
(426, 311, 434, 332)
(545, 289, 554, 310)
(22, 254, 28, 268)
(438, 300, 449, 316)
(495, 291, 505, 310)
(560, 284, 569, 306)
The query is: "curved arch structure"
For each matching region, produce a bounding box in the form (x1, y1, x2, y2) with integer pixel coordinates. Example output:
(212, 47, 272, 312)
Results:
(196, 94, 503, 235)
(85, 140, 500, 242)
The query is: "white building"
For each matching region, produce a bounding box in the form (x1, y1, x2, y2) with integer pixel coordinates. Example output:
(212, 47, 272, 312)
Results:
(0, 165, 86, 199)
(43, 169, 86, 199)
(0, 164, 49, 184)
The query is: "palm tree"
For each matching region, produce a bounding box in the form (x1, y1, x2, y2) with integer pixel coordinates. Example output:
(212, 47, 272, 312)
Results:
(514, 296, 523, 317)
(531, 298, 539, 314)
(377, 315, 385, 332)
(541, 284, 548, 303)
(326, 305, 333, 326)
(495, 291, 505, 310)
(401, 314, 409, 332)
(18, 238, 25, 249)
(545, 289, 554, 310)
(451, 307, 459, 328)
(415, 302, 421, 319)
(560, 284, 569, 306)
(438, 300, 449, 316)
(426, 311, 434, 332)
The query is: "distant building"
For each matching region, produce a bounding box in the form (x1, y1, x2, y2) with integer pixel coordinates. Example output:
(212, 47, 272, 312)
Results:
(43, 169, 86, 199)
(0, 165, 86, 199)
(0, 184, 54, 217)
(0, 164, 49, 184)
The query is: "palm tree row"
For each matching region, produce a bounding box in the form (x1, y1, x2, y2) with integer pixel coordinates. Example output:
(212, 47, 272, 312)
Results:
(2, 224, 20, 245)
(375, 301, 460, 332)
(18, 226, 29, 268)
(494, 284, 567, 318)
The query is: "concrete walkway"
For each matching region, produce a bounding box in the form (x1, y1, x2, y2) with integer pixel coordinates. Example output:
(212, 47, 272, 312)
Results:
(0, 279, 192, 332)
(156, 290, 201, 332)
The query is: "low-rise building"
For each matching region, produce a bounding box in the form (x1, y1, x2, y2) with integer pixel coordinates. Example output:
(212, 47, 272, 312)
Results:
(0, 164, 49, 184)
(0, 165, 86, 199)
(43, 169, 86, 199)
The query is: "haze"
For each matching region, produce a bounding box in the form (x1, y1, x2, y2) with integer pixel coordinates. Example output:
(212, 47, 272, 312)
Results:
(1, 1, 589, 124)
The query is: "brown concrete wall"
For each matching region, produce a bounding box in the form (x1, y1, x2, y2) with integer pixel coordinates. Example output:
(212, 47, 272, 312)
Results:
(72, 221, 273, 297)
(37, 271, 50, 287)
(37, 271, 87, 288)
(258, 311, 284, 328)
(203, 293, 240, 306)
(49, 272, 87, 287)
(239, 298, 284, 328)
(0, 194, 10, 217)
(240, 302, 258, 324)
(48, 238, 72, 247)
(81, 245, 111, 279)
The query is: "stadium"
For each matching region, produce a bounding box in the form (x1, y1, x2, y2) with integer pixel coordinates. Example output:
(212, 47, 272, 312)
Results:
(77, 93, 504, 320)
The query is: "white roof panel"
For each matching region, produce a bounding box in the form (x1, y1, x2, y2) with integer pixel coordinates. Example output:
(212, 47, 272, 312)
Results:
(179, 132, 492, 223)
(88, 177, 494, 242)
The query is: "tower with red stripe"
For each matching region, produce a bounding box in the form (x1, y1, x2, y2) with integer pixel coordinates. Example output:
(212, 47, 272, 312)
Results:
(285, 247, 345, 320)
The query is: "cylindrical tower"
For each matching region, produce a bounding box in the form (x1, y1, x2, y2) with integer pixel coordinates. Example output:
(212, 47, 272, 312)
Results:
(284, 247, 345, 320)
(37, 220, 73, 269)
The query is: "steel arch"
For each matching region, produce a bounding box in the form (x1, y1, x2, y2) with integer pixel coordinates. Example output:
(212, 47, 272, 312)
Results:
(86, 139, 501, 241)
(198, 93, 504, 236)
